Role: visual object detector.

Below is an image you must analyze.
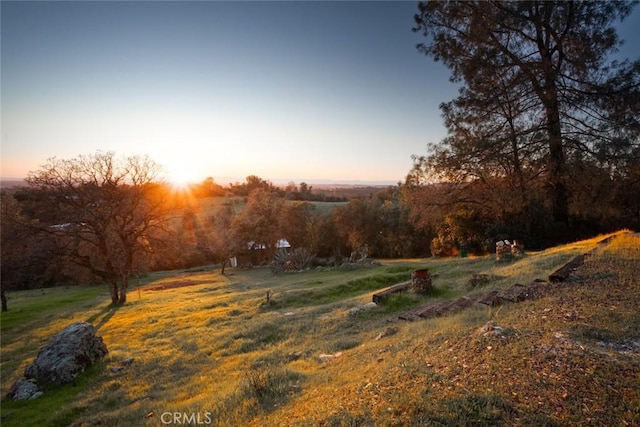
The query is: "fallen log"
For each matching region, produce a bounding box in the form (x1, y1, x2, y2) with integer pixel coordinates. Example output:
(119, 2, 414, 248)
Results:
(372, 281, 411, 304)
(549, 254, 585, 282)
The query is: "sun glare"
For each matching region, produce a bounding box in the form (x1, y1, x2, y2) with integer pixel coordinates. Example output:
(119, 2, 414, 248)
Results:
(168, 164, 197, 190)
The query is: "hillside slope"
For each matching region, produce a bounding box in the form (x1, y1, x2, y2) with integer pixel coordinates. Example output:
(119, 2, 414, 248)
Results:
(259, 233, 639, 426)
(1, 232, 638, 426)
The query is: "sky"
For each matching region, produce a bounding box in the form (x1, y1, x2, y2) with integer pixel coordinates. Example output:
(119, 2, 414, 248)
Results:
(2, 1, 639, 186)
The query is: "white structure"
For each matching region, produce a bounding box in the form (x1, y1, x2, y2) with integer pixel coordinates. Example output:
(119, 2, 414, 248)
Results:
(247, 238, 291, 250)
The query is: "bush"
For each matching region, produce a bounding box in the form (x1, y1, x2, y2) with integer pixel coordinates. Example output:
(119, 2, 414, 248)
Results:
(241, 366, 304, 403)
(270, 248, 315, 274)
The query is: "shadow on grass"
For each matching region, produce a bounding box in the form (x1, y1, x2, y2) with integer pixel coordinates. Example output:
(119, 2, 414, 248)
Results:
(86, 305, 121, 332)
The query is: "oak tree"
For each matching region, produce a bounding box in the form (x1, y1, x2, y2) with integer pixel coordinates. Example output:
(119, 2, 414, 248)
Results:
(25, 151, 171, 304)
(232, 188, 285, 255)
(197, 205, 243, 274)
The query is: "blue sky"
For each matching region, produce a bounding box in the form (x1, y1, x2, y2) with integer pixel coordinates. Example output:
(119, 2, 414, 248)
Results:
(2, 1, 638, 185)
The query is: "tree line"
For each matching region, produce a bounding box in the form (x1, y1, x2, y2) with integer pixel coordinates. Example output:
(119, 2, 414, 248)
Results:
(0, 152, 429, 309)
(191, 175, 348, 202)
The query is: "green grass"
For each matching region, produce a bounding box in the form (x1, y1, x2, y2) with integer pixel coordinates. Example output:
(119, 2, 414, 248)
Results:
(0, 285, 106, 333)
(379, 292, 424, 312)
(1, 230, 637, 426)
(308, 201, 348, 214)
(268, 271, 414, 308)
(0, 364, 102, 427)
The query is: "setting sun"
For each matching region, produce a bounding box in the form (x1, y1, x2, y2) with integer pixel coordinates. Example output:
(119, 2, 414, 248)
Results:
(167, 163, 198, 189)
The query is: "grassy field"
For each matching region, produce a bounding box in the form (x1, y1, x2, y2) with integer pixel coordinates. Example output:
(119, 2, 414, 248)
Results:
(1, 231, 638, 426)
(179, 194, 346, 215)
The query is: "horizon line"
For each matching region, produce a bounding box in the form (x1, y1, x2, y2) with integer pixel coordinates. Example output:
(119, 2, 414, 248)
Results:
(0, 176, 400, 187)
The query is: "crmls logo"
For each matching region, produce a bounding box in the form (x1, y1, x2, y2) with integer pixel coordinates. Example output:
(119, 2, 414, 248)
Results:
(161, 412, 213, 425)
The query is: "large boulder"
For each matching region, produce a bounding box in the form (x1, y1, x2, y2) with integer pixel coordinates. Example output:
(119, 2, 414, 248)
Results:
(23, 322, 108, 386)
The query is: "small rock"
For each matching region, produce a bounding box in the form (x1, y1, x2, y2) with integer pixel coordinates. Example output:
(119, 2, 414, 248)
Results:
(375, 326, 399, 340)
(481, 322, 504, 336)
(349, 302, 378, 316)
(6, 378, 40, 401)
(318, 354, 335, 361)
(318, 352, 343, 362)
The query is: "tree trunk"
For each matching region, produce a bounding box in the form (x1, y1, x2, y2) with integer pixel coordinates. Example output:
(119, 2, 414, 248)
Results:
(118, 275, 128, 304)
(507, 113, 532, 235)
(544, 85, 569, 225)
(1, 289, 8, 312)
(108, 281, 120, 305)
(220, 259, 228, 275)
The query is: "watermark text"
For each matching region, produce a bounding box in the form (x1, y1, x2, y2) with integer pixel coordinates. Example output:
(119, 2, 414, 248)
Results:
(160, 412, 212, 425)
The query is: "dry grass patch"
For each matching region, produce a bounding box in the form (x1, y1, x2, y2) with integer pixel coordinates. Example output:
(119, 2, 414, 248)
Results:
(1, 231, 636, 426)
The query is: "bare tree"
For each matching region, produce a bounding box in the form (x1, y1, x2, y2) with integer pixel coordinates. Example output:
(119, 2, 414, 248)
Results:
(25, 151, 171, 304)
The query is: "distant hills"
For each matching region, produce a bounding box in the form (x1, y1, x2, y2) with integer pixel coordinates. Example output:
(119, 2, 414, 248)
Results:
(215, 176, 398, 187)
(1, 177, 398, 189)
(0, 179, 27, 188)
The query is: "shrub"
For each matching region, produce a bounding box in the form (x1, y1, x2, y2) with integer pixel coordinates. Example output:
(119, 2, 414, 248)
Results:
(271, 248, 315, 274)
(241, 366, 304, 403)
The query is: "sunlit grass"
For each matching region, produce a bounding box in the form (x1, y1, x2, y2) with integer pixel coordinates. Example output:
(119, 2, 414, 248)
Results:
(1, 230, 637, 426)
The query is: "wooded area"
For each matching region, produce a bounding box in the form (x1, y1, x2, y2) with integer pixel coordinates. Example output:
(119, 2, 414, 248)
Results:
(407, 0, 639, 253)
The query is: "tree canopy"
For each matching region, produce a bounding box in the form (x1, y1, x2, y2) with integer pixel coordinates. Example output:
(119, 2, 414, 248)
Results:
(412, 0, 640, 228)
(24, 151, 172, 304)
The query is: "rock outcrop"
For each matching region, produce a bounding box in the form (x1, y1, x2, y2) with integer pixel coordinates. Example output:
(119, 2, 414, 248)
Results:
(7, 322, 108, 400)
(24, 322, 108, 385)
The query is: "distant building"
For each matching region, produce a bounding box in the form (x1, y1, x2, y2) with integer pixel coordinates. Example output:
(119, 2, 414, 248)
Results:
(238, 238, 291, 266)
